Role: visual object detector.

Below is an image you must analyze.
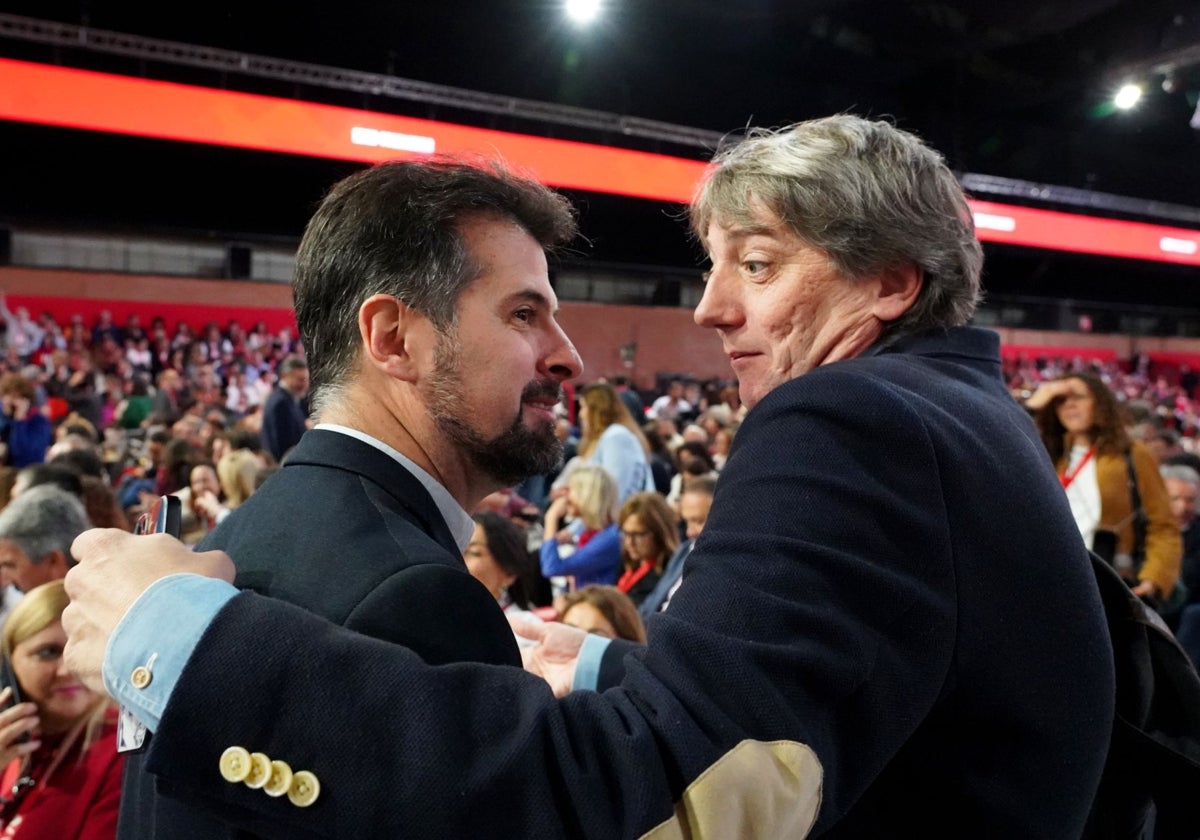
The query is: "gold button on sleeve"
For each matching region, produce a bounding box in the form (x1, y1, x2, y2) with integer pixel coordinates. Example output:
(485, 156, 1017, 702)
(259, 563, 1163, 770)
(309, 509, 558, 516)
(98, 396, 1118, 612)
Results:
(219, 746, 252, 783)
(244, 752, 272, 789)
(131, 666, 153, 689)
(264, 760, 293, 798)
(287, 770, 320, 808)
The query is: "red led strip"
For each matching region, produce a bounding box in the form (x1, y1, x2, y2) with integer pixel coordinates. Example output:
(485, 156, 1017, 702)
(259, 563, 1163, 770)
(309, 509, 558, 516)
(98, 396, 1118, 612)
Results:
(1, 58, 1198, 265)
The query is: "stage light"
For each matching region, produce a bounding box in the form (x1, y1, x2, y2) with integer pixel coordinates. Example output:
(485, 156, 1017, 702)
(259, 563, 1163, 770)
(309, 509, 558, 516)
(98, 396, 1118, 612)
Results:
(1114, 83, 1142, 110)
(565, 0, 602, 25)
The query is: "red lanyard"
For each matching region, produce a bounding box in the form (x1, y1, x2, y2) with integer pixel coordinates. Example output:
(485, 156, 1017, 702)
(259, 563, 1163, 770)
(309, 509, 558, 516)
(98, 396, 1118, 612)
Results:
(1060, 447, 1096, 489)
(617, 560, 655, 593)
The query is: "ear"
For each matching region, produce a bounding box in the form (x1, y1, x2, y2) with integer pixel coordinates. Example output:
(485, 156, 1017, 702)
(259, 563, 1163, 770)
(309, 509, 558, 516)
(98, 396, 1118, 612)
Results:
(45, 550, 69, 576)
(869, 263, 924, 323)
(357, 294, 425, 383)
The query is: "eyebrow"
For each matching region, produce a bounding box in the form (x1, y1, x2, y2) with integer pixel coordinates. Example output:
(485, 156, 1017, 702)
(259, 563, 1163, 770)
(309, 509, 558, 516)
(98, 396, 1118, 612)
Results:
(720, 222, 783, 242)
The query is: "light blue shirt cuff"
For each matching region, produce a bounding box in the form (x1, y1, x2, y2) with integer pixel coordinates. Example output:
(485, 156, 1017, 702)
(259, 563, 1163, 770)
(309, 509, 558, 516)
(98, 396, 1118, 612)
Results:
(103, 574, 238, 732)
(571, 633, 612, 692)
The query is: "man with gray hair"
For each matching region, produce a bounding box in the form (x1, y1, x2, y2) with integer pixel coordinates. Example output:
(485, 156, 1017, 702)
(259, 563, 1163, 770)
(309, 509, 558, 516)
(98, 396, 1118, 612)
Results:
(66, 116, 1112, 837)
(1161, 463, 1200, 667)
(0, 484, 89, 593)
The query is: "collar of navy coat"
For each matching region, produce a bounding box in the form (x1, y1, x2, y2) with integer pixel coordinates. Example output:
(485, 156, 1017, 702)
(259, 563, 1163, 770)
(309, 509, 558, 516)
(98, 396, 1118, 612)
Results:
(277, 429, 461, 559)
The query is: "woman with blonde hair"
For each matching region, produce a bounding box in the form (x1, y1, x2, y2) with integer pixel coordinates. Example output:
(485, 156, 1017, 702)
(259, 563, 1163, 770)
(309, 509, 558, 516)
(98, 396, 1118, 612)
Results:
(539, 464, 621, 589)
(217, 448, 261, 509)
(0, 580, 122, 838)
(577, 383, 654, 504)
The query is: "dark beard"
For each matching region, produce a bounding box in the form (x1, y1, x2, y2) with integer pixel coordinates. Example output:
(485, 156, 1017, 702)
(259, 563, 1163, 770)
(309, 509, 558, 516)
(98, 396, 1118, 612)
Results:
(426, 333, 564, 486)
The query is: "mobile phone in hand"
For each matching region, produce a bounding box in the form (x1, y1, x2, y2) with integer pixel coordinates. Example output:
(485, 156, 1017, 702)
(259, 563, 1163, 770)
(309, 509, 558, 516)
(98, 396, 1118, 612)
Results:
(133, 496, 182, 538)
(1, 654, 29, 745)
(119, 495, 182, 755)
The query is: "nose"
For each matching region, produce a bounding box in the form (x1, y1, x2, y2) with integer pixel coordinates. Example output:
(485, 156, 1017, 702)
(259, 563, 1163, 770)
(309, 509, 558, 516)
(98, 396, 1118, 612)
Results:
(694, 266, 741, 331)
(541, 319, 584, 382)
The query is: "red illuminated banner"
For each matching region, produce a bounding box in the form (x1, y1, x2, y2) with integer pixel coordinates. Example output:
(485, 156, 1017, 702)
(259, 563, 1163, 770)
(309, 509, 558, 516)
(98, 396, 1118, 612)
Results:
(1, 58, 1198, 266)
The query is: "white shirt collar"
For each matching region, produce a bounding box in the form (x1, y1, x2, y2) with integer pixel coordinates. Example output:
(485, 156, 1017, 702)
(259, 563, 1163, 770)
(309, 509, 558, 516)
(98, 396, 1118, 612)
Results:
(313, 423, 475, 551)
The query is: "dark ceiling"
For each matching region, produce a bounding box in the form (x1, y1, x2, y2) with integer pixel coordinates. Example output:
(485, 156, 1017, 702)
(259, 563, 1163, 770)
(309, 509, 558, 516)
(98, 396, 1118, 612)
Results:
(0, 0, 1198, 303)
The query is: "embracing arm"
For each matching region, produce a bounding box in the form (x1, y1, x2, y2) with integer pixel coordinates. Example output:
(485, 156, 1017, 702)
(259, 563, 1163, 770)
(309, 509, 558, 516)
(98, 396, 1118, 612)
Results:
(79, 372, 968, 838)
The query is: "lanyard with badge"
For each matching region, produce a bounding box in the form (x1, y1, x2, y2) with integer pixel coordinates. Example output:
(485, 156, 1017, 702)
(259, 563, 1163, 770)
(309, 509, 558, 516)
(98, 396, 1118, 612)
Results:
(1060, 447, 1096, 490)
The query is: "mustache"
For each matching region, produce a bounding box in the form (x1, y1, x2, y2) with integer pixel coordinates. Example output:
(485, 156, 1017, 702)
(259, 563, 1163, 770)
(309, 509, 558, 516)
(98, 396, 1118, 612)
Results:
(521, 380, 564, 405)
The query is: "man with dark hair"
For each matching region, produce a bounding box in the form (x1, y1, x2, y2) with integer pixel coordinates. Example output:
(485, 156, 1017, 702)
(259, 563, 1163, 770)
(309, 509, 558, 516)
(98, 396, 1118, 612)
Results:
(107, 158, 582, 839)
(67, 119, 1112, 837)
(257, 354, 309, 462)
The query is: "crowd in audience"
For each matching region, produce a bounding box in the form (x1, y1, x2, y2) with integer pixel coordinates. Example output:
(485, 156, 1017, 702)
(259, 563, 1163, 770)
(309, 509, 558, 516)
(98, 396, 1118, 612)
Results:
(0, 302, 1199, 834)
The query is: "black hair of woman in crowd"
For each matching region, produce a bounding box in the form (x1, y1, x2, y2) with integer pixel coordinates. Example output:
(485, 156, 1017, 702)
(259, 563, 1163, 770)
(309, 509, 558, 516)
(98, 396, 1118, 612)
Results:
(467, 512, 541, 611)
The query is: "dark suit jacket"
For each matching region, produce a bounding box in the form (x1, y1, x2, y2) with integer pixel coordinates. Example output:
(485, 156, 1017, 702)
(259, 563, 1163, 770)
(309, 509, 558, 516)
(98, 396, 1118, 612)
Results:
(137, 328, 1115, 838)
(259, 386, 307, 461)
(637, 539, 691, 620)
(118, 429, 518, 839)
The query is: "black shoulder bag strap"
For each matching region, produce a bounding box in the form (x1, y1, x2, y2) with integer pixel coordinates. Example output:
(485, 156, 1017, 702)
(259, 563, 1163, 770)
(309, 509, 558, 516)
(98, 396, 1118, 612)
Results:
(1125, 451, 1148, 572)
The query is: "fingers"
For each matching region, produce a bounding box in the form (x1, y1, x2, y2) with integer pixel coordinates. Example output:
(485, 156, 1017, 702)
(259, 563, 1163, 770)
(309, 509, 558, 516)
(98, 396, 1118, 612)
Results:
(0, 692, 39, 753)
(508, 614, 547, 643)
(70, 527, 135, 566)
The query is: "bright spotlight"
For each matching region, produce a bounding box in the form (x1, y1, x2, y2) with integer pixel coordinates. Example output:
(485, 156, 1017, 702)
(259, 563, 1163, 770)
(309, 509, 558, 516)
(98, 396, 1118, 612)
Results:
(565, 0, 602, 25)
(1114, 83, 1143, 110)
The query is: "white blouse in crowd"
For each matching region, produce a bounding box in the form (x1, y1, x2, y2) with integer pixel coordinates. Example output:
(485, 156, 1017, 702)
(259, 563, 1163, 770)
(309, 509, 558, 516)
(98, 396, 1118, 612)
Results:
(1063, 443, 1101, 551)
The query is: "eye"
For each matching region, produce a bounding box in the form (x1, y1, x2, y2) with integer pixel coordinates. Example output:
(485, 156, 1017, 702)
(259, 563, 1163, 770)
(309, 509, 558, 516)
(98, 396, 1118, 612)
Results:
(32, 645, 62, 662)
(742, 260, 768, 276)
(512, 308, 535, 324)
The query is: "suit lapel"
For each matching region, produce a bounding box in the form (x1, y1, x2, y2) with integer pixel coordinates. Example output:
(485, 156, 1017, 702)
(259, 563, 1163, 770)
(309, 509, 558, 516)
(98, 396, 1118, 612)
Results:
(281, 430, 461, 556)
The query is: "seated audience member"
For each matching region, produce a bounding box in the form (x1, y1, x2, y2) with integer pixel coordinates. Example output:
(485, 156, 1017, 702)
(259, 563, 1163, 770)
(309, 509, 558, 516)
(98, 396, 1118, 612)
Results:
(114, 377, 152, 430)
(710, 426, 734, 471)
(616, 492, 679, 607)
(577, 382, 654, 504)
(0, 486, 90, 592)
(155, 438, 195, 497)
(640, 424, 676, 495)
(559, 585, 647, 643)
(647, 380, 691, 423)
(1163, 464, 1200, 667)
(0, 580, 122, 839)
(215, 449, 260, 510)
(475, 487, 539, 525)
(77, 477, 130, 532)
(540, 465, 621, 591)
(9, 464, 82, 502)
(464, 512, 542, 613)
(0, 375, 51, 469)
(639, 475, 716, 620)
(176, 461, 228, 546)
(666, 441, 719, 508)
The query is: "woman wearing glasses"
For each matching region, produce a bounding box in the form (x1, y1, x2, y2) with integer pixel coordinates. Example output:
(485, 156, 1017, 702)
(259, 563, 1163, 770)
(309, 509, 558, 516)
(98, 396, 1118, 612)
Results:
(616, 492, 680, 607)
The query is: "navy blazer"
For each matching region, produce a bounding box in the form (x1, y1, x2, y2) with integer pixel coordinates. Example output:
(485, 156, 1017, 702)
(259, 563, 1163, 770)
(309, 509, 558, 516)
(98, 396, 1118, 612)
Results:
(138, 329, 1115, 838)
(637, 539, 691, 621)
(118, 429, 518, 839)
